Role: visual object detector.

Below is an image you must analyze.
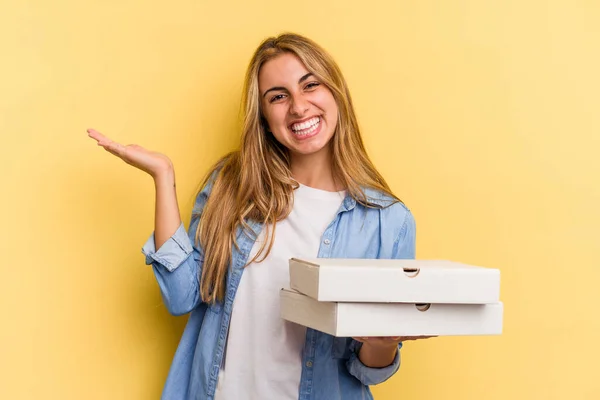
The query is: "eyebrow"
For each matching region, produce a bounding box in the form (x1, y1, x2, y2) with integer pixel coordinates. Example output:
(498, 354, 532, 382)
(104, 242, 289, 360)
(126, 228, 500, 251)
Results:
(262, 72, 314, 98)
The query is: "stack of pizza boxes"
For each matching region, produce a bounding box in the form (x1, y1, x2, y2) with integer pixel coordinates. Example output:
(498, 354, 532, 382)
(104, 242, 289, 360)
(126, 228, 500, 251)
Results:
(280, 258, 503, 337)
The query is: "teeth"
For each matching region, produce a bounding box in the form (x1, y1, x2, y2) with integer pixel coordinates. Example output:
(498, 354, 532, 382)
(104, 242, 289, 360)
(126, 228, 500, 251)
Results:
(291, 117, 320, 132)
(291, 118, 320, 136)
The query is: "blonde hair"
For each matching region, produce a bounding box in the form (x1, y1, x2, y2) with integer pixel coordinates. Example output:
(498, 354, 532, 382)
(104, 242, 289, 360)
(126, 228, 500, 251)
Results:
(195, 33, 399, 304)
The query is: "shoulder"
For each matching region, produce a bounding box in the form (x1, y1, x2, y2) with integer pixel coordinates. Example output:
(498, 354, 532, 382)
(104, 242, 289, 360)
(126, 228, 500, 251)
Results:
(361, 187, 415, 232)
(191, 161, 227, 215)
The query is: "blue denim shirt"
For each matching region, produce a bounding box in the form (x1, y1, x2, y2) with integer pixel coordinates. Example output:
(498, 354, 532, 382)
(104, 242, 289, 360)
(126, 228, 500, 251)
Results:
(141, 178, 416, 400)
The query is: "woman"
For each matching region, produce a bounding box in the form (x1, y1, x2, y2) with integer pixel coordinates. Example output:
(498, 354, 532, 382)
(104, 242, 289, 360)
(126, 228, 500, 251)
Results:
(88, 33, 431, 400)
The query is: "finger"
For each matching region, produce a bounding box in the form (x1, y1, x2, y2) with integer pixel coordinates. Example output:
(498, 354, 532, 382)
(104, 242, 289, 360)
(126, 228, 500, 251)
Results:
(397, 336, 418, 341)
(403, 336, 435, 341)
(102, 142, 130, 160)
(370, 337, 398, 342)
(88, 131, 117, 149)
(87, 129, 110, 143)
(104, 140, 127, 157)
(104, 146, 120, 157)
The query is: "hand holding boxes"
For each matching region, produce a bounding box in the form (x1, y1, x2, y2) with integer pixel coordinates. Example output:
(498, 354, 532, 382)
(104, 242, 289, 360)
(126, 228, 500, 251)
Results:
(280, 258, 503, 337)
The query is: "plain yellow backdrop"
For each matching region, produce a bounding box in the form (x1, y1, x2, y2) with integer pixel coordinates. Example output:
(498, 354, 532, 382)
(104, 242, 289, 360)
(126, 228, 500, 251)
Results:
(1, 1, 599, 399)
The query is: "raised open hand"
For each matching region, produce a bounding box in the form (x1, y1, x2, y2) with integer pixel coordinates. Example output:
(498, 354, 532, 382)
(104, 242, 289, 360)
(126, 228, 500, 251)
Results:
(87, 128, 173, 178)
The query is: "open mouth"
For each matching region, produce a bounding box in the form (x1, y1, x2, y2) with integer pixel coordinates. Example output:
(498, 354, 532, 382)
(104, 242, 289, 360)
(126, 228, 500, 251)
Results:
(290, 116, 321, 137)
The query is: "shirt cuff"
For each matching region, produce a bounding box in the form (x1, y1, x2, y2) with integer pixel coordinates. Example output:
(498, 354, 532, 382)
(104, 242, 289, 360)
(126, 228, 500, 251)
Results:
(141, 222, 193, 272)
(346, 341, 402, 386)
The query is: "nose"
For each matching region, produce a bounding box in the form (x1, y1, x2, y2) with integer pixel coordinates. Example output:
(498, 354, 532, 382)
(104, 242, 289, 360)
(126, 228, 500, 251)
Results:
(289, 93, 309, 116)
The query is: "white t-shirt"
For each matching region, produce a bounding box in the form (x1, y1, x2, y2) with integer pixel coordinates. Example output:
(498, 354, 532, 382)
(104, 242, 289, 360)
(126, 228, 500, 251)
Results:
(214, 183, 345, 400)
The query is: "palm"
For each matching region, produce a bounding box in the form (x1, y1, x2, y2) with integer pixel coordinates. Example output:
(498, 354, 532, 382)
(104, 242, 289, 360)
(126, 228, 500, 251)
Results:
(353, 335, 436, 346)
(87, 129, 172, 177)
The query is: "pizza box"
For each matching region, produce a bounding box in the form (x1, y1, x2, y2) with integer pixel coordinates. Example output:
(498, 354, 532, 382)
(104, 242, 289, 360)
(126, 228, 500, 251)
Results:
(280, 288, 503, 337)
(289, 258, 500, 304)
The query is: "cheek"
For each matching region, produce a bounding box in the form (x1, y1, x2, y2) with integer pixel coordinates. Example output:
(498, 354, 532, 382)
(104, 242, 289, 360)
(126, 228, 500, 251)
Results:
(265, 108, 287, 128)
(326, 102, 339, 134)
(317, 91, 338, 115)
(323, 97, 339, 122)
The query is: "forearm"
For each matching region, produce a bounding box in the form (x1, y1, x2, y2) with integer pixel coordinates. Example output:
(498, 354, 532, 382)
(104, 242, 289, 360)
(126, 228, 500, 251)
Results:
(153, 166, 182, 250)
(358, 342, 398, 368)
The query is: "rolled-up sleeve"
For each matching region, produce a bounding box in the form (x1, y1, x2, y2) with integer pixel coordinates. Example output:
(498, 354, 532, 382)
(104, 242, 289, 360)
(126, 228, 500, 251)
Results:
(346, 340, 402, 385)
(141, 222, 194, 272)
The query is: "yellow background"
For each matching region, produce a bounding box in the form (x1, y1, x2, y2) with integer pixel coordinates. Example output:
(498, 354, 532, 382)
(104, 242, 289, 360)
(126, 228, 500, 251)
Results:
(1, 1, 599, 399)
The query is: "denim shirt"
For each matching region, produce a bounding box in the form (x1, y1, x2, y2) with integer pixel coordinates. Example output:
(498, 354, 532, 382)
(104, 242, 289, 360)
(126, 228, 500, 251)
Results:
(141, 178, 416, 400)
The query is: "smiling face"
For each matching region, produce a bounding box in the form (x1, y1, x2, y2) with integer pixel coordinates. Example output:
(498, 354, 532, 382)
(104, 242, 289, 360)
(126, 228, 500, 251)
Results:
(259, 52, 339, 163)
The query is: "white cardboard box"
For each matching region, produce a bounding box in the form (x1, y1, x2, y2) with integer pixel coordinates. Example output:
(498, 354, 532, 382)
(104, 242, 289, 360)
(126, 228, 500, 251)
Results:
(280, 289, 503, 337)
(289, 258, 500, 304)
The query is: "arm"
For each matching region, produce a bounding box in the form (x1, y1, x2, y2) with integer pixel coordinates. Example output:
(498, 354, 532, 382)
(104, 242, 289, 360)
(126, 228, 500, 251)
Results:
(357, 340, 400, 368)
(357, 208, 416, 365)
(141, 171, 215, 316)
(87, 129, 209, 316)
(153, 166, 182, 250)
(346, 207, 416, 385)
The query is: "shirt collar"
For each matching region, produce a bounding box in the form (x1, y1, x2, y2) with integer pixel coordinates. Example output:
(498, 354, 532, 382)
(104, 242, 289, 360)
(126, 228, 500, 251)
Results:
(341, 187, 398, 211)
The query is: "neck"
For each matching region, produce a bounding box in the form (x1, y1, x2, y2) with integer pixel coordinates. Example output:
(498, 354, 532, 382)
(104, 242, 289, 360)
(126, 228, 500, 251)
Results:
(290, 146, 343, 192)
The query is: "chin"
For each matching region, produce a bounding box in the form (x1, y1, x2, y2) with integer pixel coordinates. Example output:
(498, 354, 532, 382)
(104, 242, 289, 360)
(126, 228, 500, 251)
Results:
(290, 139, 333, 157)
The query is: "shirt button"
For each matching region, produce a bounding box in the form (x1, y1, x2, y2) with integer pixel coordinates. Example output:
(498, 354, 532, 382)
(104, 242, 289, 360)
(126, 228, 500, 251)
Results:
(306, 361, 313, 368)
(323, 239, 331, 245)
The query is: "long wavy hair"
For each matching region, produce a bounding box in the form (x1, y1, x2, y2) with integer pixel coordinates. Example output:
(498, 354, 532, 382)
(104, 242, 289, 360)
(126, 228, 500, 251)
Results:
(194, 33, 399, 304)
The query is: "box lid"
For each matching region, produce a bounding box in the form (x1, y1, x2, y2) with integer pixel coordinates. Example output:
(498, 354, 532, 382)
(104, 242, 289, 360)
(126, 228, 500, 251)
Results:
(289, 258, 501, 304)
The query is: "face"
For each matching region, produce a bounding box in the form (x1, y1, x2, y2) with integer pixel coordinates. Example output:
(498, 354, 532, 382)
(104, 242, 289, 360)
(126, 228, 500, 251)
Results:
(258, 53, 339, 161)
